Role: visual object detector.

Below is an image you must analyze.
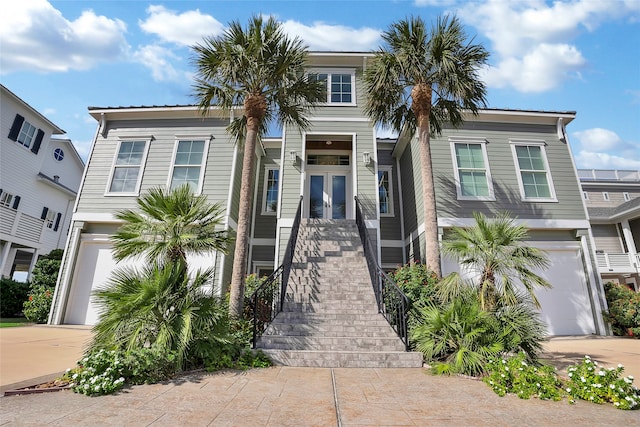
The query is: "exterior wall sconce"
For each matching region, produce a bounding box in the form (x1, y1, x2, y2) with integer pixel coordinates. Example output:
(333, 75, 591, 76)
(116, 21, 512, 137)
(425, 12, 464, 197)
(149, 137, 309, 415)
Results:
(362, 151, 371, 166)
(289, 150, 298, 164)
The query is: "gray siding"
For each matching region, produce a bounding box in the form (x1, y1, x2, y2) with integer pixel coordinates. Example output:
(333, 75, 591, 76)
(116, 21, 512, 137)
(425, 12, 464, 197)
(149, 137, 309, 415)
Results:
(76, 118, 234, 213)
(399, 139, 422, 240)
(381, 246, 403, 266)
(253, 147, 280, 239)
(433, 122, 586, 221)
(591, 224, 623, 253)
(251, 245, 275, 263)
(377, 149, 402, 241)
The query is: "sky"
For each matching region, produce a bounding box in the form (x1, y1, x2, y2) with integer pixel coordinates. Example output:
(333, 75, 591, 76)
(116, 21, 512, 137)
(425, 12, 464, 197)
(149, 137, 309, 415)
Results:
(1, 0, 639, 169)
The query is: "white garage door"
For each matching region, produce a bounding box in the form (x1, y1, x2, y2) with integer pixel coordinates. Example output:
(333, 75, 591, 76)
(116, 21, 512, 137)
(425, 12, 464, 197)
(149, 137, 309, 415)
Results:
(442, 245, 597, 336)
(533, 248, 596, 336)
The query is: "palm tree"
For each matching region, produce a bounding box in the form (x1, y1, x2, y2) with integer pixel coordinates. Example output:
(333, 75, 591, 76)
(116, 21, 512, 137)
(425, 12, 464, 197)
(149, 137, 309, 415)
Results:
(191, 16, 325, 318)
(111, 185, 231, 266)
(440, 211, 552, 310)
(363, 15, 489, 278)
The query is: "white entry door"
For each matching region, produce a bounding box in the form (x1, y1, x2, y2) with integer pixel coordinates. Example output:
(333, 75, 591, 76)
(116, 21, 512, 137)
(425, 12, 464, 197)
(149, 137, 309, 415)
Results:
(308, 173, 349, 219)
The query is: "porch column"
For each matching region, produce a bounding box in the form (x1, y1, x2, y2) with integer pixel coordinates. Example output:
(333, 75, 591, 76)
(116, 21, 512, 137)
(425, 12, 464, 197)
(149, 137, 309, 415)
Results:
(49, 221, 84, 324)
(0, 241, 12, 278)
(620, 219, 638, 255)
(26, 248, 40, 282)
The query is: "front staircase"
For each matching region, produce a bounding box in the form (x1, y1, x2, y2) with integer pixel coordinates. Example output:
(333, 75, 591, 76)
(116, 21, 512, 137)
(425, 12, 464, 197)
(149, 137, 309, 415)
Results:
(255, 219, 423, 368)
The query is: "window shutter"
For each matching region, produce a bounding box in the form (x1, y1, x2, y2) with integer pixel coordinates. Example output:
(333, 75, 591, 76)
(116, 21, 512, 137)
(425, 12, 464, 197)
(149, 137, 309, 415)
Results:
(12, 196, 21, 210)
(41, 207, 49, 220)
(54, 213, 62, 231)
(0, 189, 3, 197)
(31, 129, 44, 154)
(8, 115, 24, 141)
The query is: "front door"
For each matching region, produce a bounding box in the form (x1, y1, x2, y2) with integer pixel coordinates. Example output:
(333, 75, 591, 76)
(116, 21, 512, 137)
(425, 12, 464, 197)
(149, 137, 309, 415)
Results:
(308, 173, 348, 219)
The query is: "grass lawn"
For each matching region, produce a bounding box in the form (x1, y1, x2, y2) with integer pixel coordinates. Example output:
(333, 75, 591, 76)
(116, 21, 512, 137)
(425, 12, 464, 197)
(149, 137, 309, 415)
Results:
(0, 318, 33, 328)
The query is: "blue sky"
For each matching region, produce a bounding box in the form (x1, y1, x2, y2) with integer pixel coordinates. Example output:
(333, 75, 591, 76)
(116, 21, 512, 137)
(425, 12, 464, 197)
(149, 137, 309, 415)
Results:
(1, 0, 638, 169)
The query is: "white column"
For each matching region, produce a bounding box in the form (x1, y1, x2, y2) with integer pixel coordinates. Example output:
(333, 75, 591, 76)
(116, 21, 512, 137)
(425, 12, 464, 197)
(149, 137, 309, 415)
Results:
(620, 220, 638, 255)
(49, 222, 84, 324)
(0, 241, 12, 278)
(26, 248, 40, 282)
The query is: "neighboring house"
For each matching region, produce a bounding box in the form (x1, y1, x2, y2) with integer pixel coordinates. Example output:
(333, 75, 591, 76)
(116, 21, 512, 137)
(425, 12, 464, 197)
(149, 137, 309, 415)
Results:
(0, 85, 84, 281)
(579, 169, 640, 291)
(50, 52, 607, 337)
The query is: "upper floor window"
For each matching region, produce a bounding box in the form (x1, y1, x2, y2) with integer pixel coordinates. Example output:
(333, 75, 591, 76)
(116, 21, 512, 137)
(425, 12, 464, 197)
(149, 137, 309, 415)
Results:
(602, 192, 610, 201)
(511, 141, 556, 201)
(0, 190, 20, 210)
(41, 207, 61, 231)
(309, 70, 355, 104)
(451, 139, 494, 200)
(582, 191, 589, 200)
(169, 139, 208, 193)
(378, 167, 394, 216)
(262, 167, 280, 215)
(53, 148, 64, 161)
(623, 192, 631, 202)
(7, 114, 44, 154)
(107, 139, 149, 195)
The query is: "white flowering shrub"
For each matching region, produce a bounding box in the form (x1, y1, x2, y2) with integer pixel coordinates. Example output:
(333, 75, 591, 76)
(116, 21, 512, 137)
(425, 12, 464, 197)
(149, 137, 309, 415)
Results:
(68, 350, 126, 396)
(565, 356, 639, 410)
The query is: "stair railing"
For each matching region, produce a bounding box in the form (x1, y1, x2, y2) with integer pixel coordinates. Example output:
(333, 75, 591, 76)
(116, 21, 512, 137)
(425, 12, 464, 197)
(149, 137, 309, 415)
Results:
(250, 196, 303, 348)
(354, 196, 410, 351)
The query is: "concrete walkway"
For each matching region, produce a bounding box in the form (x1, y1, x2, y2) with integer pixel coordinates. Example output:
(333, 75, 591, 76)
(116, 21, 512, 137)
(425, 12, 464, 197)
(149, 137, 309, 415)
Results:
(1, 326, 639, 426)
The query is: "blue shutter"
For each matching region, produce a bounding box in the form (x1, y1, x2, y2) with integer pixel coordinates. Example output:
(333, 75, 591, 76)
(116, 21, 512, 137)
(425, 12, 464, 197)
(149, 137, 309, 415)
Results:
(8, 115, 24, 141)
(41, 207, 49, 220)
(12, 196, 21, 210)
(31, 129, 44, 154)
(53, 213, 62, 231)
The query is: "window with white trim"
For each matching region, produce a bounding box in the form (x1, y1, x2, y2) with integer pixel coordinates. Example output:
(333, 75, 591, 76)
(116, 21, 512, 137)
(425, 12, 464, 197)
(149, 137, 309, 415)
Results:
(170, 139, 208, 192)
(511, 142, 556, 201)
(309, 69, 355, 104)
(262, 167, 279, 215)
(17, 120, 37, 149)
(44, 209, 58, 229)
(107, 140, 149, 194)
(451, 140, 494, 200)
(378, 167, 394, 216)
(602, 192, 610, 201)
(623, 192, 631, 202)
(0, 192, 14, 208)
(582, 191, 589, 200)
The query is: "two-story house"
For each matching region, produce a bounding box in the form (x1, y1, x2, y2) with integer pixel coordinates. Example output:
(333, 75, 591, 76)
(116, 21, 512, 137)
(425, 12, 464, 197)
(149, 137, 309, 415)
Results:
(49, 52, 607, 338)
(579, 169, 640, 291)
(0, 85, 84, 281)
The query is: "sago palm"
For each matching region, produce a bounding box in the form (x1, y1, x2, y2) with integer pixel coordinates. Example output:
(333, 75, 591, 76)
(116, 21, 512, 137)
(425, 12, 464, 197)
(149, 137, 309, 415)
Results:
(440, 211, 552, 310)
(111, 185, 231, 266)
(192, 16, 325, 318)
(364, 15, 489, 278)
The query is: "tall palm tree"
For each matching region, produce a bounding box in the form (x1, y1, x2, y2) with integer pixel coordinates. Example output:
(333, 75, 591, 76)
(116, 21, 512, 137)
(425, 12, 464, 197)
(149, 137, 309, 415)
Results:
(440, 211, 552, 310)
(364, 15, 489, 277)
(191, 16, 324, 318)
(111, 185, 231, 266)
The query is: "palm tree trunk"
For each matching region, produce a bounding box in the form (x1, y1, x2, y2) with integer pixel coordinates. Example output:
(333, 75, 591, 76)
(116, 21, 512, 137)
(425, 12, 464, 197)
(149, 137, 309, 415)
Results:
(228, 116, 260, 319)
(413, 84, 442, 278)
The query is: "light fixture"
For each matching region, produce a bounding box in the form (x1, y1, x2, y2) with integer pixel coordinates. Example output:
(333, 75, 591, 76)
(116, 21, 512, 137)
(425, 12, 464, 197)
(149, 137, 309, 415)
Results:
(289, 150, 297, 164)
(362, 151, 371, 166)
(326, 140, 332, 146)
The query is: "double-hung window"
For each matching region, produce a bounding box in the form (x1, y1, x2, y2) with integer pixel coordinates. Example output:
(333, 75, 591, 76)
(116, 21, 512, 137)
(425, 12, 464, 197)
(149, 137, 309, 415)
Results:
(7, 114, 44, 154)
(511, 141, 556, 201)
(0, 191, 14, 208)
(169, 138, 209, 193)
(451, 138, 494, 200)
(309, 69, 355, 104)
(378, 167, 394, 216)
(262, 167, 280, 215)
(107, 139, 150, 195)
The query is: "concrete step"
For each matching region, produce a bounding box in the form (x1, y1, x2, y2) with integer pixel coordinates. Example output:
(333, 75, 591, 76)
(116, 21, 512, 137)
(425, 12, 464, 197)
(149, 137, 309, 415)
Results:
(260, 349, 423, 368)
(257, 335, 406, 351)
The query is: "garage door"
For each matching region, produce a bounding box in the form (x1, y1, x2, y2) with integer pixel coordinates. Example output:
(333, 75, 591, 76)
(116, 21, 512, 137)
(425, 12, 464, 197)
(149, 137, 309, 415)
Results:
(442, 246, 597, 336)
(533, 249, 596, 336)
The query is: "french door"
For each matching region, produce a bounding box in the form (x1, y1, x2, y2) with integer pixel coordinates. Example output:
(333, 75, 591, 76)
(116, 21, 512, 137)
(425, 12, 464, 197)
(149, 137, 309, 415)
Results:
(307, 173, 349, 219)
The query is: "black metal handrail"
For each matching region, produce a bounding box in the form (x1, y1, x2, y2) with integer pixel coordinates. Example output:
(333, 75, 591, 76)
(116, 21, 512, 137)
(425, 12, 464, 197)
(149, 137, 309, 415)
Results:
(354, 196, 410, 350)
(250, 196, 303, 348)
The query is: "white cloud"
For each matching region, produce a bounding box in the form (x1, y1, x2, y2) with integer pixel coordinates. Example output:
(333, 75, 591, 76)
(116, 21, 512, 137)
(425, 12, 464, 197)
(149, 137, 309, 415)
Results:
(281, 20, 381, 51)
(132, 45, 185, 82)
(0, 0, 128, 74)
(414, 0, 457, 6)
(573, 128, 623, 152)
(457, 0, 640, 92)
(574, 151, 640, 170)
(139, 5, 224, 46)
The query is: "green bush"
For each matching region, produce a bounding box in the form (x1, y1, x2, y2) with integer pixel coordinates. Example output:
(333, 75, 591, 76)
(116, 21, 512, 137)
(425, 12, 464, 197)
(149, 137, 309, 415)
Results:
(604, 282, 640, 337)
(0, 277, 29, 317)
(22, 285, 53, 323)
(390, 262, 440, 329)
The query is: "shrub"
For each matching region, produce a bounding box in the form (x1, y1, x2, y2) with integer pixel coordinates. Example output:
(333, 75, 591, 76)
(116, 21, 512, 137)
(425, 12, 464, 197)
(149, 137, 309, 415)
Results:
(30, 250, 63, 289)
(22, 285, 53, 323)
(391, 262, 440, 329)
(484, 352, 563, 401)
(0, 277, 29, 317)
(565, 356, 639, 409)
(604, 282, 640, 337)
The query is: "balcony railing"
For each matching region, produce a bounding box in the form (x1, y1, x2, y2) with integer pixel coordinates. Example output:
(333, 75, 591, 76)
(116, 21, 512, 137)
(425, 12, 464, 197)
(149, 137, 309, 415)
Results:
(578, 169, 640, 182)
(0, 205, 45, 244)
(595, 252, 639, 273)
